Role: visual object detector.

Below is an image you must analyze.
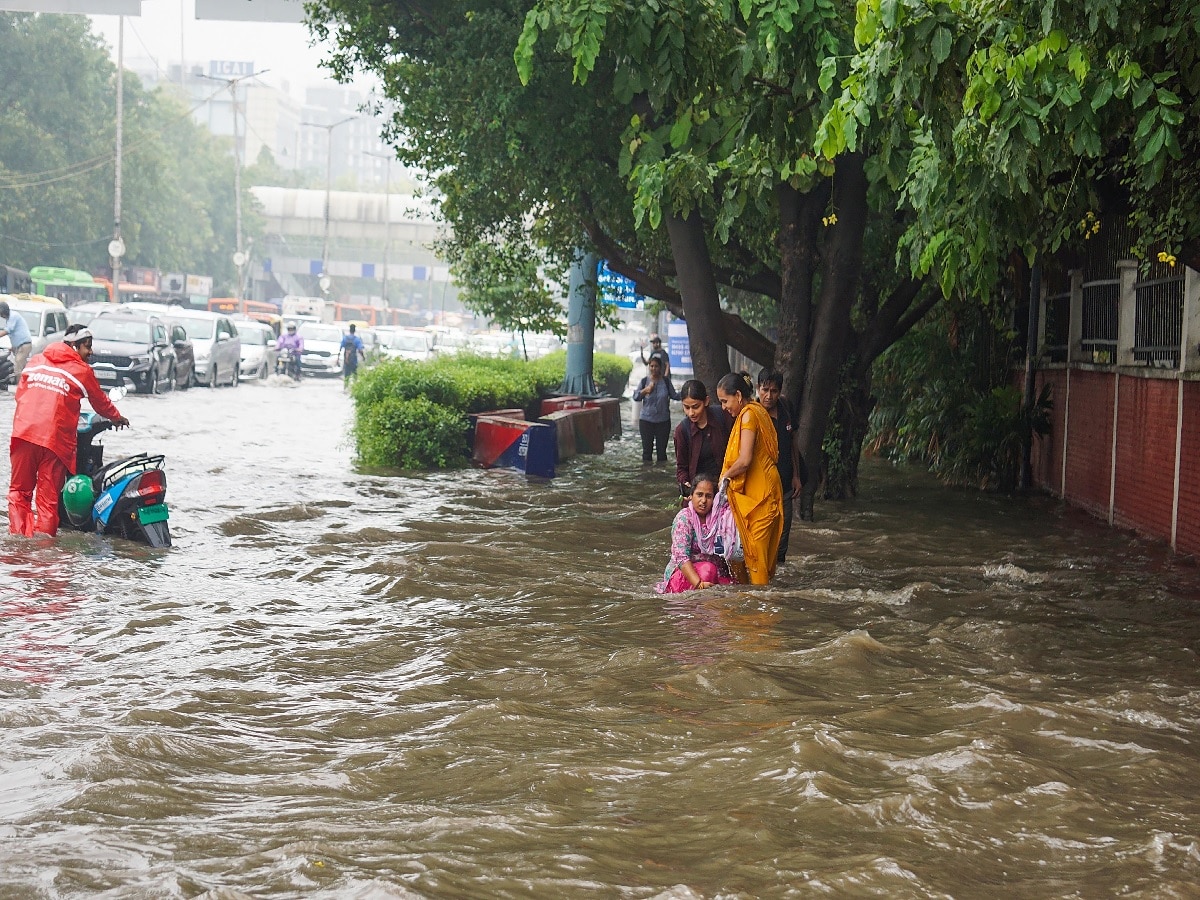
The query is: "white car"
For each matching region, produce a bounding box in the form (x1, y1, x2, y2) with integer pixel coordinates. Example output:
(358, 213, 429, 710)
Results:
(67, 301, 119, 326)
(234, 319, 278, 379)
(376, 327, 434, 361)
(297, 322, 346, 376)
(0, 293, 70, 356)
(126, 306, 241, 387)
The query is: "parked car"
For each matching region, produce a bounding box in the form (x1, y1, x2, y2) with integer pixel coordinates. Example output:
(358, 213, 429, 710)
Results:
(0, 293, 69, 357)
(86, 309, 178, 394)
(234, 318, 277, 379)
(297, 322, 346, 376)
(159, 308, 241, 387)
(376, 327, 435, 361)
(428, 328, 472, 357)
(67, 301, 119, 326)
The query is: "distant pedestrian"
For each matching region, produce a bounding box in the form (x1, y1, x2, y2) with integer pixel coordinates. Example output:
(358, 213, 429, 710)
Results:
(338, 323, 366, 388)
(639, 333, 671, 379)
(757, 370, 805, 563)
(0, 300, 33, 378)
(635, 357, 680, 463)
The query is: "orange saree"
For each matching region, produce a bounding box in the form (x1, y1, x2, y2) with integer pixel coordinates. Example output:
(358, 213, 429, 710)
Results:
(722, 401, 784, 584)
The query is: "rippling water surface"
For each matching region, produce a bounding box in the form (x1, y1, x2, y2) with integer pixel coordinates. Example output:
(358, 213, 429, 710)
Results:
(3, 378, 1200, 898)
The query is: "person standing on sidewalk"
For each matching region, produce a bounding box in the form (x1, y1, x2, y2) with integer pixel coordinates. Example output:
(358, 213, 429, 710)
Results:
(0, 301, 33, 380)
(8, 325, 128, 537)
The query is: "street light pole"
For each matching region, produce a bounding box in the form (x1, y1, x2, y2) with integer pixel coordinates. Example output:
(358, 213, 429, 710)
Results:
(364, 150, 394, 308)
(110, 15, 124, 299)
(201, 68, 268, 302)
(302, 115, 356, 297)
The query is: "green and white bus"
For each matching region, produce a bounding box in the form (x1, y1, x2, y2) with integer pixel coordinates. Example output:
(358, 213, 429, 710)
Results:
(29, 266, 109, 307)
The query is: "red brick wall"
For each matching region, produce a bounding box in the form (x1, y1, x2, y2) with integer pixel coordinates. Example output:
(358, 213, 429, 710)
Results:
(1030, 370, 1067, 491)
(1112, 377, 1177, 538)
(1177, 381, 1200, 557)
(1059, 370, 1116, 518)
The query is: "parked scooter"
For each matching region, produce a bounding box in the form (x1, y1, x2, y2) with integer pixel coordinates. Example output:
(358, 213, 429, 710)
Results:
(0, 347, 13, 389)
(276, 347, 302, 381)
(60, 389, 171, 547)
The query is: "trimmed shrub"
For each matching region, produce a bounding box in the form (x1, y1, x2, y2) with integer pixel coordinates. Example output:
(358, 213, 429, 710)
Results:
(354, 395, 469, 469)
(350, 349, 633, 470)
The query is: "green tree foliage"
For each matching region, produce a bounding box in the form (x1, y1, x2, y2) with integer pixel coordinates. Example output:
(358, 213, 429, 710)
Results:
(823, 0, 1200, 286)
(0, 12, 263, 286)
(0, 13, 115, 268)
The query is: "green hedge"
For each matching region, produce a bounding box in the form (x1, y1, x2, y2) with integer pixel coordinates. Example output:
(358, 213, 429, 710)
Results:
(350, 350, 633, 469)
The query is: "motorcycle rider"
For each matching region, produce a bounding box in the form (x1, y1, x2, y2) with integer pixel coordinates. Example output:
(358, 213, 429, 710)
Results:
(275, 321, 304, 379)
(7, 324, 128, 537)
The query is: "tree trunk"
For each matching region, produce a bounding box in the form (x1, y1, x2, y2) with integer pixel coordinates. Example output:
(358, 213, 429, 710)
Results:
(795, 153, 869, 520)
(823, 360, 874, 500)
(774, 179, 828, 407)
(665, 209, 731, 391)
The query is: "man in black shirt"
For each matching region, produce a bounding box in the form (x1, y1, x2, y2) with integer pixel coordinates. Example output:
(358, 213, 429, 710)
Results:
(757, 369, 805, 563)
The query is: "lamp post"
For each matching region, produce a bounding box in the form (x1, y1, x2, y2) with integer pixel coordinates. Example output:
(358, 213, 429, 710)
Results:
(301, 115, 356, 296)
(364, 150, 394, 308)
(110, 15, 124, 300)
(201, 68, 268, 302)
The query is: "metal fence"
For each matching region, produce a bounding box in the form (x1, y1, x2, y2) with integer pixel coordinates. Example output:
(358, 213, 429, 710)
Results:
(1080, 279, 1119, 364)
(1133, 274, 1184, 367)
(1043, 289, 1071, 362)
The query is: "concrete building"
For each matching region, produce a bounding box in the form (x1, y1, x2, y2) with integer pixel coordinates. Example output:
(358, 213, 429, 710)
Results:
(247, 186, 460, 318)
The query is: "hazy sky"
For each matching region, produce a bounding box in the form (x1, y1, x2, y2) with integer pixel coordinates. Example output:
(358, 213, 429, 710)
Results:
(88, 0, 373, 99)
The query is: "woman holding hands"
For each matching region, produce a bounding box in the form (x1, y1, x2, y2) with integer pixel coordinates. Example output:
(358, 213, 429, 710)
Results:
(716, 372, 784, 585)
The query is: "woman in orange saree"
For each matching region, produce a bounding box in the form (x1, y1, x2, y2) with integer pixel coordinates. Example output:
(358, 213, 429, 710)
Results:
(716, 372, 784, 585)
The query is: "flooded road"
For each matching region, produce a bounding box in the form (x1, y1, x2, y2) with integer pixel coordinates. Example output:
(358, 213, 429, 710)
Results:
(3, 376, 1200, 898)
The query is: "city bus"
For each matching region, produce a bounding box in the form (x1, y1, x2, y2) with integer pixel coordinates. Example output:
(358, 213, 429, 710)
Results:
(208, 297, 239, 314)
(1, 265, 32, 294)
(29, 266, 109, 308)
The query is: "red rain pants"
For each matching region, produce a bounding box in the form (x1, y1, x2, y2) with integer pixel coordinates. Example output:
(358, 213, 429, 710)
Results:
(8, 437, 68, 537)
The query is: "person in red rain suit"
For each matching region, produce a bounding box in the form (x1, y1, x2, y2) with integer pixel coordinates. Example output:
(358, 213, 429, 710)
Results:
(8, 325, 128, 537)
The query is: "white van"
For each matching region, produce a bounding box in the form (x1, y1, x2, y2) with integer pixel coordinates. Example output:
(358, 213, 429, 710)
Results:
(0, 293, 69, 355)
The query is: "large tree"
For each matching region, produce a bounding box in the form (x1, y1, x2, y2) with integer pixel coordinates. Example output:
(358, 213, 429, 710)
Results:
(310, 0, 940, 511)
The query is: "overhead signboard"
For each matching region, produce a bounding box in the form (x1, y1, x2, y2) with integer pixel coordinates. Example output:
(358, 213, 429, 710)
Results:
(596, 259, 645, 310)
(209, 60, 255, 78)
(0, 0, 141, 11)
(185, 274, 214, 297)
(667, 320, 691, 374)
(195, 0, 304, 22)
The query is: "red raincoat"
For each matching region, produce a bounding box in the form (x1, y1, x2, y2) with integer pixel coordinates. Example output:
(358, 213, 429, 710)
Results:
(12, 342, 122, 472)
(8, 342, 124, 536)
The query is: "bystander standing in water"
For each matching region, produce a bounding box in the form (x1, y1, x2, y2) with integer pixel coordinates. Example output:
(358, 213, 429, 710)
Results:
(338, 323, 366, 389)
(757, 370, 805, 563)
(635, 357, 680, 464)
(0, 300, 33, 378)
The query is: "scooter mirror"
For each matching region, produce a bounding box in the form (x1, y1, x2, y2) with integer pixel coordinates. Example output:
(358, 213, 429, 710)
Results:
(108, 386, 127, 402)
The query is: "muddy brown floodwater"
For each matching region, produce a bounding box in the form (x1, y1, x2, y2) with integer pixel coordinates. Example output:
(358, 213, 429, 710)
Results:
(2, 376, 1200, 898)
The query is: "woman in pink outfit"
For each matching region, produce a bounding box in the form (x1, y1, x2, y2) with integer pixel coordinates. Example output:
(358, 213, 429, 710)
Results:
(655, 474, 738, 593)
